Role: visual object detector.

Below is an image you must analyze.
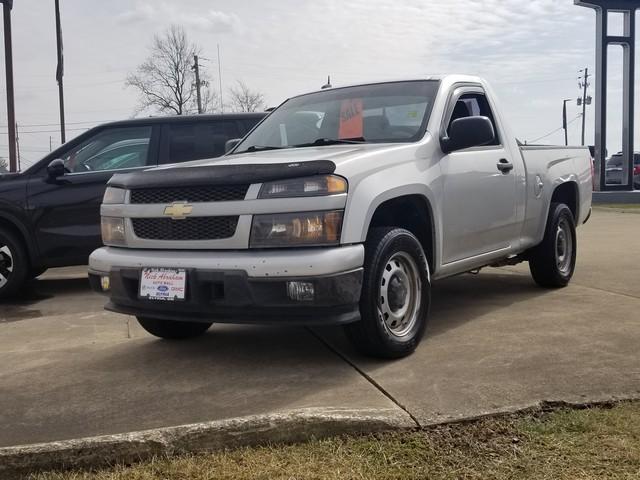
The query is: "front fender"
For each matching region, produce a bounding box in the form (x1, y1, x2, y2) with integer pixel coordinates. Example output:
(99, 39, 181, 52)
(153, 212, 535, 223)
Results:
(340, 156, 442, 268)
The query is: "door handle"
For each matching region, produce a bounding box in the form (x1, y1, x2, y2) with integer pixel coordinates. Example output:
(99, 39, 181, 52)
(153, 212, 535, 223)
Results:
(497, 158, 513, 174)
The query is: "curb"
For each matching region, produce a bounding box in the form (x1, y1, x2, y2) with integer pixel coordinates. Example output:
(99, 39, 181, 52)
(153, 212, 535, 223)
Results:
(0, 407, 414, 479)
(3, 396, 638, 479)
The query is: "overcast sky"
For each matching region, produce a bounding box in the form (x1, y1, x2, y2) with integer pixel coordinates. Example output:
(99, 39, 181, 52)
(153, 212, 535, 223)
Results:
(0, 0, 634, 168)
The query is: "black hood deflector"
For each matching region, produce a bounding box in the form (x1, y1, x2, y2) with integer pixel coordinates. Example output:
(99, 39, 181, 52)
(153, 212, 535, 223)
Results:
(108, 160, 337, 189)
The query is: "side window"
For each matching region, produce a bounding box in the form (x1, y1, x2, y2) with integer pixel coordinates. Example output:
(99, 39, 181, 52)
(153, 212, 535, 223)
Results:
(447, 93, 500, 146)
(62, 127, 152, 173)
(242, 118, 261, 134)
(205, 121, 242, 157)
(168, 124, 197, 163)
(168, 121, 242, 163)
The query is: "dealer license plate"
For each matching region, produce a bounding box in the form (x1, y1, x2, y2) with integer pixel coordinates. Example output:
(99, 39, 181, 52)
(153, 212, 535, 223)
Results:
(139, 268, 186, 301)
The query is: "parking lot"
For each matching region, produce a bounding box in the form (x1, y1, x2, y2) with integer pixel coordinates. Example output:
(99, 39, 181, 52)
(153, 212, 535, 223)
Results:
(1, 208, 639, 449)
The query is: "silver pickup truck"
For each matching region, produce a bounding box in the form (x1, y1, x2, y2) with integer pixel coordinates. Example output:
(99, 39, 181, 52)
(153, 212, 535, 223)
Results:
(89, 75, 592, 358)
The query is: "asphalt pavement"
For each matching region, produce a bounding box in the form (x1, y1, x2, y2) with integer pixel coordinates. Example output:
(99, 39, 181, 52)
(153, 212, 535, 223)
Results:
(1, 208, 639, 450)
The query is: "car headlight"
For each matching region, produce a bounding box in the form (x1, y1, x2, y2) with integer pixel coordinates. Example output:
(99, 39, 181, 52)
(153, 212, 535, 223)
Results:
(258, 175, 347, 199)
(101, 217, 126, 245)
(103, 187, 126, 204)
(250, 210, 343, 247)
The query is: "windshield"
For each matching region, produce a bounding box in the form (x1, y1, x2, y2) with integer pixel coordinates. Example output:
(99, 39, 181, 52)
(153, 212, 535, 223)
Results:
(233, 80, 439, 153)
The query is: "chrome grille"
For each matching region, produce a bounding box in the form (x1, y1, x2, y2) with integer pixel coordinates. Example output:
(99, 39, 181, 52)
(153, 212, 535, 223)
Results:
(130, 185, 249, 204)
(132, 216, 238, 241)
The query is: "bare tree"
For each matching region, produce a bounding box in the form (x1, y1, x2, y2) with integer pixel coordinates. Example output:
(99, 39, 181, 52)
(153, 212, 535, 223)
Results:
(126, 25, 217, 115)
(227, 81, 265, 112)
(0, 157, 8, 172)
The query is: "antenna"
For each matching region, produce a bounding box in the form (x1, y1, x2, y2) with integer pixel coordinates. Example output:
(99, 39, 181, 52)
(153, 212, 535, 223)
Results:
(321, 75, 332, 89)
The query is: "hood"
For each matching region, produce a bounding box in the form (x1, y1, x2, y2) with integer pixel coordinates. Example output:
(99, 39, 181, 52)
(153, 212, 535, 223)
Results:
(153, 143, 408, 171)
(110, 143, 419, 189)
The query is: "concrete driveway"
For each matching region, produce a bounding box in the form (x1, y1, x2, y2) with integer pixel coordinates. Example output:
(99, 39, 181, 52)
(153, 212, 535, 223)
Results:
(1, 208, 639, 448)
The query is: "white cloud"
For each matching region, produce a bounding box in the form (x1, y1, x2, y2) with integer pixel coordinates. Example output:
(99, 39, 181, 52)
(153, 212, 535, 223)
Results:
(180, 10, 243, 33)
(117, 2, 243, 34)
(117, 2, 156, 24)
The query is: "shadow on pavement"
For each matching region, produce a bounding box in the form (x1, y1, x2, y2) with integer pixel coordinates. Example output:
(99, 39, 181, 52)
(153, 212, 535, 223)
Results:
(313, 269, 548, 362)
(0, 324, 383, 447)
(1, 277, 102, 322)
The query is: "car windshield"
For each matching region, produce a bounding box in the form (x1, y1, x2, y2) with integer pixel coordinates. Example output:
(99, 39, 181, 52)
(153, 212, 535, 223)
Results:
(233, 80, 439, 153)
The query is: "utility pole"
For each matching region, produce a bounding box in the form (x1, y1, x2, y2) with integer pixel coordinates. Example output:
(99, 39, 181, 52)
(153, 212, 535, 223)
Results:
(49, 136, 52, 152)
(15, 121, 19, 170)
(578, 68, 591, 146)
(217, 44, 223, 113)
(1, 0, 16, 172)
(192, 55, 203, 114)
(55, 0, 66, 143)
(562, 99, 572, 146)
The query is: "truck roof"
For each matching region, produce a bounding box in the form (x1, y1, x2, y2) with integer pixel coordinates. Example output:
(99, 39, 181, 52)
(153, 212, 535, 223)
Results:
(293, 75, 485, 98)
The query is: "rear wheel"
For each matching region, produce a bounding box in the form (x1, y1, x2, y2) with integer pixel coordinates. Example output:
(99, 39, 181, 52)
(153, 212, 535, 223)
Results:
(346, 227, 430, 358)
(136, 317, 213, 339)
(529, 203, 576, 288)
(0, 227, 29, 299)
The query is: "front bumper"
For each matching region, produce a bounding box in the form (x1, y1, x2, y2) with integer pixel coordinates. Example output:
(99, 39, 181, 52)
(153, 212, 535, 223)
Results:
(89, 245, 364, 325)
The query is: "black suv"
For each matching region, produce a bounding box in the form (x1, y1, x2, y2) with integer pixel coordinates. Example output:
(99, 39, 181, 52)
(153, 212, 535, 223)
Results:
(0, 113, 265, 298)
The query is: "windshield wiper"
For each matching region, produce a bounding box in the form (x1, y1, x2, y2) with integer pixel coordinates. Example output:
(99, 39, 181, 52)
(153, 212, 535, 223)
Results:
(292, 137, 366, 148)
(241, 145, 288, 153)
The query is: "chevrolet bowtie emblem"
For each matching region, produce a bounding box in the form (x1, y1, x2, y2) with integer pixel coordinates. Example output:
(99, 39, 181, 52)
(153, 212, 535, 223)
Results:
(163, 202, 193, 220)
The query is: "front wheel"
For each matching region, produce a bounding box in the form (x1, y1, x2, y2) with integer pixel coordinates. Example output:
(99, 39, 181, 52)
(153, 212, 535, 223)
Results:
(0, 227, 29, 299)
(528, 203, 577, 288)
(345, 227, 431, 359)
(136, 317, 213, 340)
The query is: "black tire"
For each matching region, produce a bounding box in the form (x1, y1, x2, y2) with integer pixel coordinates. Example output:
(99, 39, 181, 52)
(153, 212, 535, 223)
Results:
(345, 227, 431, 359)
(528, 203, 577, 288)
(0, 227, 29, 300)
(136, 317, 213, 340)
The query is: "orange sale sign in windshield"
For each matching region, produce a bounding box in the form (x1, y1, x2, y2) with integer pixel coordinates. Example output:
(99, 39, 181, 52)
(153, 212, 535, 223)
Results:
(339, 99, 363, 138)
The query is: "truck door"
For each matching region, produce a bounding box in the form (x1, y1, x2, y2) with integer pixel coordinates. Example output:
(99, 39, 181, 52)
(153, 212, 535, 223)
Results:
(439, 88, 518, 264)
(27, 125, 158, 267)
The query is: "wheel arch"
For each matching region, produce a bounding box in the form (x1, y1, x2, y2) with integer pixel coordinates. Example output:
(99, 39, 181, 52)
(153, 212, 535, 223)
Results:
(0, 212, 38, 266)
(363, 192, 436, 274)
(549, 181, 579, 222)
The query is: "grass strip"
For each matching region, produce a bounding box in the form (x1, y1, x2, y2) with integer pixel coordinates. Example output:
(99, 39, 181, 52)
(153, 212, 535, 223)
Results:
(34, 401, 640, 480)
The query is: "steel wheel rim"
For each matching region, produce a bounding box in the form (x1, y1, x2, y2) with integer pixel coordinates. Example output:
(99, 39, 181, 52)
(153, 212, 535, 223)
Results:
(555, 218, 573, 275)
(378, 251, 422, 338)
(0, 244, 14, 289)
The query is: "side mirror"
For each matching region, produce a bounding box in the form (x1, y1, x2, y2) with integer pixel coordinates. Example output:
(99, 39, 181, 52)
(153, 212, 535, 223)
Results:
(441, 116, 495, 153)
(47, 159, 67, 179)
(225, 138, 242, 153)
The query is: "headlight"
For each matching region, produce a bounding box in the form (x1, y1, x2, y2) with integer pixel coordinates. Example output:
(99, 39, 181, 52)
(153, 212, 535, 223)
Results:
(250, 210, 343, 247)
(258, 175, 347, 199)
(101, 217, 126, 245)
(103, 187, 126, 204)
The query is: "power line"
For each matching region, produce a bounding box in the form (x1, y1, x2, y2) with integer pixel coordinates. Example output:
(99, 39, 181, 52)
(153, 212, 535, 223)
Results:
(494, 76, 577, 86)
(528, 115, 581, 144)
(0, 126, 89, 135)
(0, 78, 124, 93)
(0, 119, 114, 128)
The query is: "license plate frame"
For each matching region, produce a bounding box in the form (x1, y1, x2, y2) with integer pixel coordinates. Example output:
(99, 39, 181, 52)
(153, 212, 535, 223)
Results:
(139, 268, 187, 301)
